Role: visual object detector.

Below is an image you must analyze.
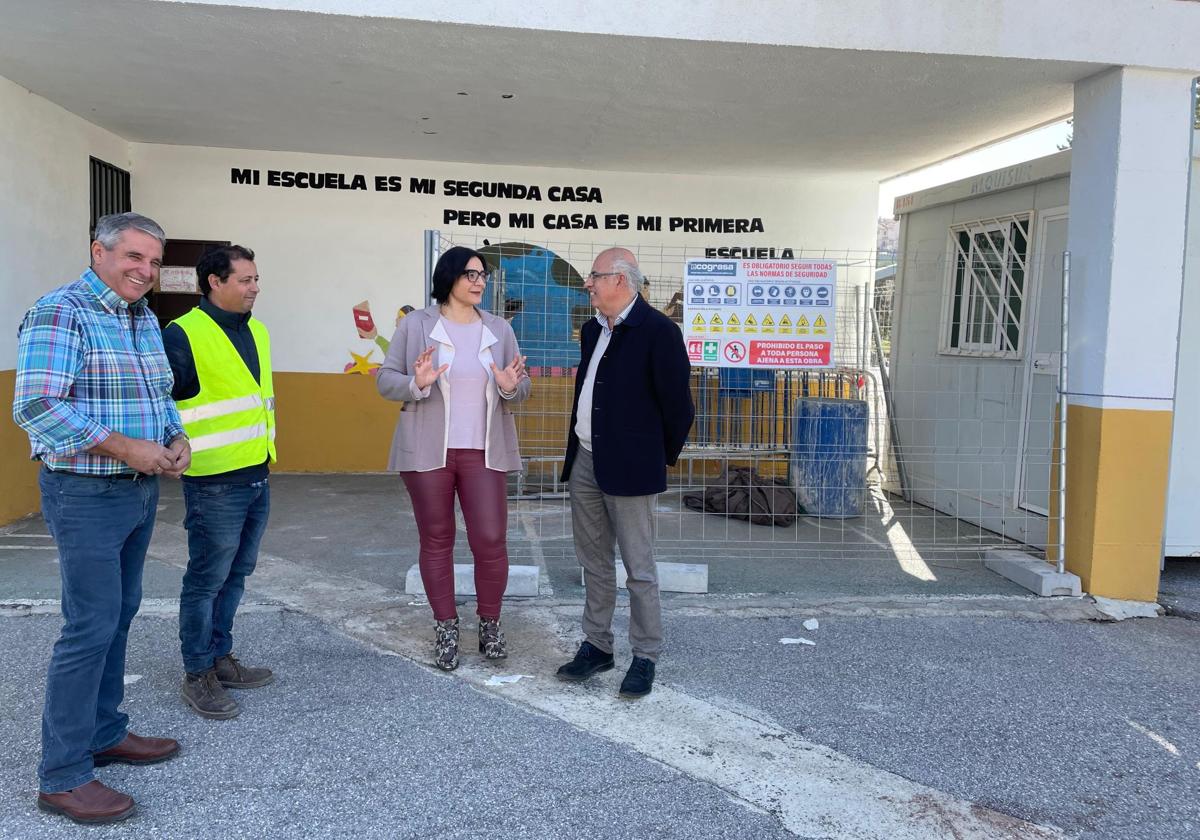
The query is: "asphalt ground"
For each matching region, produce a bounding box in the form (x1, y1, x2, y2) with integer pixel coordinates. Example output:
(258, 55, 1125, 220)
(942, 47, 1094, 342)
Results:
(1160, 557, 1200, 619)
(661, 612, 1200, 840)
(0, 610, 799, 840)
(4, 607, 1198, 839)
(2, 474, 1198, 839)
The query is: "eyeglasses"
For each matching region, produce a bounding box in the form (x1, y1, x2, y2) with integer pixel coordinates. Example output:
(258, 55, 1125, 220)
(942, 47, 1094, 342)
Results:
(460, 269, 490, 283)
(585, 271, 622, 283)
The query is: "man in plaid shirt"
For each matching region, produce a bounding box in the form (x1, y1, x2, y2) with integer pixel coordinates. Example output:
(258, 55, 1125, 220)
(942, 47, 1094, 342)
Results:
(13, 212, 190, 824)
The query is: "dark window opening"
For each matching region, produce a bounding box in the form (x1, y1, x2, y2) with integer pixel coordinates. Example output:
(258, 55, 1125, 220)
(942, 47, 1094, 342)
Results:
(89, 157, 131, 242)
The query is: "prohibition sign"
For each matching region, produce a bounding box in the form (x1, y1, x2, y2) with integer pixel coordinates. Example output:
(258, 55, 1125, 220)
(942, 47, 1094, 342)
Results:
(723, 340, 746, 363)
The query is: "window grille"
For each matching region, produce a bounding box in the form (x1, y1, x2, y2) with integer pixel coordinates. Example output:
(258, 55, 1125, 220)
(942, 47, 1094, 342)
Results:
(941, 215, 1030, 358)
(89, 157, 131, 240)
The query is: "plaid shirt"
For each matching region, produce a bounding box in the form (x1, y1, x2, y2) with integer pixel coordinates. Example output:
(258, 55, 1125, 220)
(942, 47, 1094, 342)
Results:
(13, 269, 184, 475)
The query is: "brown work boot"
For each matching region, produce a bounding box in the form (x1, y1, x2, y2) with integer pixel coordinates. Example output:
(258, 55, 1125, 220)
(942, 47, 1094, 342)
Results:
(214, 653, 274, 689)
(93, 732, 180, 767)
(182, 668, 240, 719)
(37, 780, 135, 824)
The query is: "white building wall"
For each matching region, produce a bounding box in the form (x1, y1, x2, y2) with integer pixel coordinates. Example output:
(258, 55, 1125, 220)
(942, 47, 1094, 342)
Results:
(1164, 132, 1200, 557)
(129, 143, 877, 373)
(0, 76, 129, 369)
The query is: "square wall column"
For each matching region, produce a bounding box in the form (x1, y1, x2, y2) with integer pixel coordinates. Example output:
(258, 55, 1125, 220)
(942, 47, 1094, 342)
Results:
(1065, 67, 1196, 600)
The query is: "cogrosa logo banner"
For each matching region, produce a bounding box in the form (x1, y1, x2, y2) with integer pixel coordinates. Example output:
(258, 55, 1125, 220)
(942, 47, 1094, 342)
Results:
(687, 261, 737, 276)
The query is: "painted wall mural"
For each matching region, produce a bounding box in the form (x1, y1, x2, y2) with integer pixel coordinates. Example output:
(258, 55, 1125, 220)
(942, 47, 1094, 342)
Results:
(342, 242, 591, 377)
(476, 242, 590, 371)
(344, 301, 415, 375)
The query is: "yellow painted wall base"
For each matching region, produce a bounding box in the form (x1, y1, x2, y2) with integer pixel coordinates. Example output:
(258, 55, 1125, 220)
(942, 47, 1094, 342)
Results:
(1, 369, 40, 525)
(274, 371, 800, 482)
(3, 371, 405, 523)
(1063, 403, 1172, 601)
(273, 372, 401, 472)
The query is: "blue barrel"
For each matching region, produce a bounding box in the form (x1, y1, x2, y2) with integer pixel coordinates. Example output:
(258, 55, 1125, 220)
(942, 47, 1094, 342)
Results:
(789, 398, 868, 518)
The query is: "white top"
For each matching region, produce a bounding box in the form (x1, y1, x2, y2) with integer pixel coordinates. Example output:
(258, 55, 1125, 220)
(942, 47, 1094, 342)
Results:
(575, 295, 638, 451)
(441, 317, 487, 450)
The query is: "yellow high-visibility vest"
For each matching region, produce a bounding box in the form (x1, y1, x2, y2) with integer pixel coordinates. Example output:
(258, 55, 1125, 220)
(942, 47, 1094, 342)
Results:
(172, 308, 276, 476)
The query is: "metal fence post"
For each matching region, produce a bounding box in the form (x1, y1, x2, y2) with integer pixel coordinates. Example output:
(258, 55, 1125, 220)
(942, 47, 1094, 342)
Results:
(423, 230, 438, 307)
(1057, 250, 1071, 574)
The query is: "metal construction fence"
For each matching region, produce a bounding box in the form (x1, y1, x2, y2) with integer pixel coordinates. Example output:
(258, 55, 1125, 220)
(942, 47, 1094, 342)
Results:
(426, 229, 1065, 568)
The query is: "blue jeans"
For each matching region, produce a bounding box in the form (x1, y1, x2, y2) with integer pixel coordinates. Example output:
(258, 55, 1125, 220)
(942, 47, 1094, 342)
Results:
(37, 468, 159, 794)
(179, 479, 270, 674)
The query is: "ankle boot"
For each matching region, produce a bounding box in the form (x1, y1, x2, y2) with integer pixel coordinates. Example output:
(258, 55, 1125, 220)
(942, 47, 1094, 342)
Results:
(478, 617, 507, 660)
(434, 617, 460, 671)
(181, 669, 239, 719)
(214, 653, 274, 689)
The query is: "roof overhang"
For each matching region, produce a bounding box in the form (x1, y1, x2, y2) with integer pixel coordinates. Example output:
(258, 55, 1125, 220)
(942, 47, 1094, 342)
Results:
(0, 1, 1160, 179)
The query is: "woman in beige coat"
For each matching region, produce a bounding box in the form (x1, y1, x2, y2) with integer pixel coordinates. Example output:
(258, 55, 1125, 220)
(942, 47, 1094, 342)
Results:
(377, 246, 531, 670)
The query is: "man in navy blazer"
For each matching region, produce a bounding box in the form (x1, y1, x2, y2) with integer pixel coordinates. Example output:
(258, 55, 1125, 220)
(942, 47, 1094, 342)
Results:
(556, 248, 695, 698)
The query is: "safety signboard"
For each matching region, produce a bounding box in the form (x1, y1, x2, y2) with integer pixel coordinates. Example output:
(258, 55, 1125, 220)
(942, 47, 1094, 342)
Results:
(683, 259, 837, 368)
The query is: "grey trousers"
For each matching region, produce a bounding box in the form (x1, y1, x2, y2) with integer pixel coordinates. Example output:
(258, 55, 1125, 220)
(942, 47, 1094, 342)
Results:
(568, 446, 663, 662)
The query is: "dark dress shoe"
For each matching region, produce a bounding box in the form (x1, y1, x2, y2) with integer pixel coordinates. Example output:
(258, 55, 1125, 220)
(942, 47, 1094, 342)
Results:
(555, 641, 615, 682)
(619, 657, 656, 698)
(38, 780, 135, 824)
(93, 732, 180, 767)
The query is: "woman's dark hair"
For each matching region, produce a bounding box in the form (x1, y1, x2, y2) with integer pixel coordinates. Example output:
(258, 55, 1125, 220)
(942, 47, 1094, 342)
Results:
(196, 244, 256, 295)
(430, 246, 489, 304)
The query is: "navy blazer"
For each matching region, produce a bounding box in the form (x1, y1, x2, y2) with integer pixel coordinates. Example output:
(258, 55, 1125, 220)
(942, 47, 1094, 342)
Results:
(561, 295, 696, 496)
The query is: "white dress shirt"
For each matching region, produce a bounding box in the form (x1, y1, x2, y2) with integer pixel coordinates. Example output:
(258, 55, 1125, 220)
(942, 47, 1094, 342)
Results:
(575, 295, 638, 451)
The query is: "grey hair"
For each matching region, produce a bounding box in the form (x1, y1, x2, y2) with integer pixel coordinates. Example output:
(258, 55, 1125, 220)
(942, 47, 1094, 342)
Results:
(609, 257, 643, 294)
(94, 212, 166, 250)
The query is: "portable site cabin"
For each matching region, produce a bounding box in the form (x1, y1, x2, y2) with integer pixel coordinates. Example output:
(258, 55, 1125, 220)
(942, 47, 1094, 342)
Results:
(889, 147, 1200, 568)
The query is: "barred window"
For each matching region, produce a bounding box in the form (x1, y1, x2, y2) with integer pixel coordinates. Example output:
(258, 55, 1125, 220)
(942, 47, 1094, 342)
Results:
(89, 157, 131, 241)
(942, 215, 1029, 358)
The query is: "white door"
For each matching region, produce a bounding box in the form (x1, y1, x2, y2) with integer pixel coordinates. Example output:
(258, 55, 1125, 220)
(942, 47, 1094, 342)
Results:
(1016, 208, 1068, 516)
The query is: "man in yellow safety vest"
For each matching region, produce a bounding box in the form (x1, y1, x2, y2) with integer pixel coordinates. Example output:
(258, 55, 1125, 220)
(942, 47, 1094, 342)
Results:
(163, 245, 276, 720)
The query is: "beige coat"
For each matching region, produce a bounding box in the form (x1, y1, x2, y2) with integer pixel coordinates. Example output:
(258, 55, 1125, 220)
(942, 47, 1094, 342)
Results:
(377, 305, 531, 472)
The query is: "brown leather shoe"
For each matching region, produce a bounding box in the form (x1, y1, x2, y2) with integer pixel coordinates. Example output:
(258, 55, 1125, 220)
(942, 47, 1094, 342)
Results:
(37, 780, 135, 824)
(92, 732, 180, 767)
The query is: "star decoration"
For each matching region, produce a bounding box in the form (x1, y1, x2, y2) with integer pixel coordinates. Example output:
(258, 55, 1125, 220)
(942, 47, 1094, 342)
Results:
(344, 349, 381, 376)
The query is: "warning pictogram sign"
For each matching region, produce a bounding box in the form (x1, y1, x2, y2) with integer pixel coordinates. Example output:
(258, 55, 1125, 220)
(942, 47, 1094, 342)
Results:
(748, 340, 831, 366)
(683, 258, 836, 369)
